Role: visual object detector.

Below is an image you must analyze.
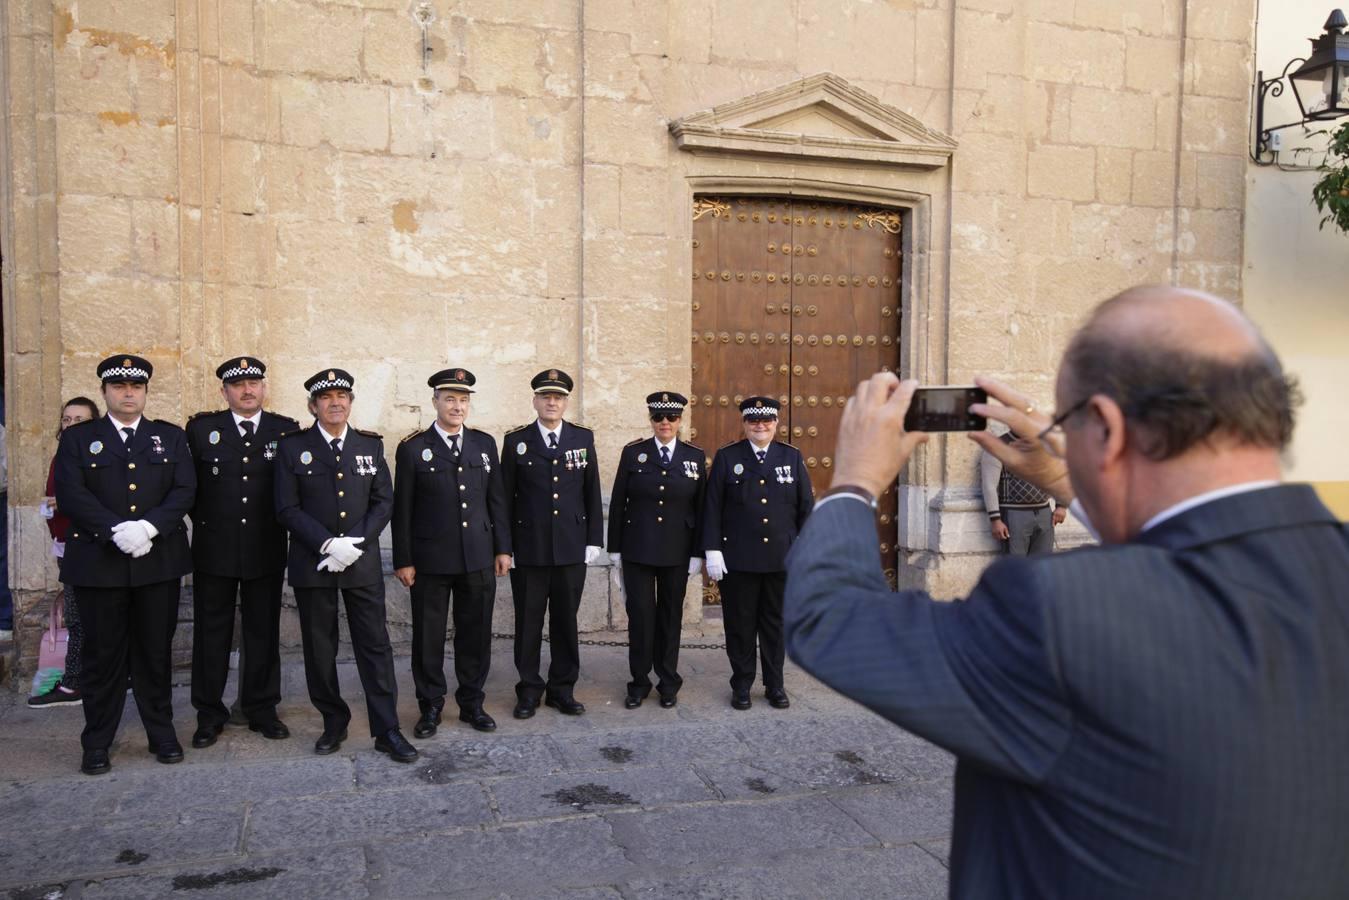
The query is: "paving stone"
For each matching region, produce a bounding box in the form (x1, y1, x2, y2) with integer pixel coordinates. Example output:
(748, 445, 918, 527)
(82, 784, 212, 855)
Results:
(829, 779, 955, 845)
(605, 795, 879, 869)
(729, 714, 926, 761)
(368, 817, 635, 897)
(689, 760, 812, 802)
(919, 838, 951, 868)
(490, 763, 716, 822)
(246, 782, 495, 852)
(624, 845, 949, 899)
(112, 756, 357, 816)
(551, 722, 747, 771)
(353, 735, 565, 789)
(0, 772, 124, 821)
(463, 888, 624, 900)
(79, 845, 371, 899)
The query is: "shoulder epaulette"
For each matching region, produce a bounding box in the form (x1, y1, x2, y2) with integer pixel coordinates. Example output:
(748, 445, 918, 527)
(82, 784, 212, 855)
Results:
(151, 418, 183, 429)
(682, 440, 705, 454)
(278, 428, 306, 441)
(186, 409, 226, 424)
(778, 440, 801, 451)
(624, 437, 646, 448)
(65, 418, 97, 431)
(466, 426, 490, 436)
(400, 427, 423, 443)
(506, 422, 534, 435)
(354, 427, 382, 440)
(270, 413, 300, 426)
(567, 421, 594, 432)
(718, 438, 741, 449)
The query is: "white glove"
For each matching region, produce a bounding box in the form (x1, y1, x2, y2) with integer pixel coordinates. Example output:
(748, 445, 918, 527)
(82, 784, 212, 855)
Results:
(316, 556, 349, 573)
(609, 553, 622, 565)
(112, 520, 156, 556)
(51, 539, 65, 560)
(705, 550, 727, 582)
(585, 545, 602, 565)
(131, 542, 153, 559)
(688, 557, 703, 576)
(321, 536, 365, 567)
(509, 554, 516, 570)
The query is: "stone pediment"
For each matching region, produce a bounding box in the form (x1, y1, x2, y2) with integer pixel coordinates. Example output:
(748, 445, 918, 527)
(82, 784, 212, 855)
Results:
(670, 73, 957, 169)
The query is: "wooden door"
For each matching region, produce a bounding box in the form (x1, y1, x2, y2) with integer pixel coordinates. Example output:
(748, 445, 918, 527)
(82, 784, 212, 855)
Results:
(691, 196, 902, 587)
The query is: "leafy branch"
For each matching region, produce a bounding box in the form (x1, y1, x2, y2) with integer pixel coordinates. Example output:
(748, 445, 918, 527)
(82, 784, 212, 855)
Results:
(1311, 120, 1349, 234)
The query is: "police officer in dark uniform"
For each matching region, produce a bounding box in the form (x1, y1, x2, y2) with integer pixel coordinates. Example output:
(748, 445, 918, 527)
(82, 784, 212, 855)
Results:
(608, 391, 705, 709)
(55, 355, 195, 775)
(392, 367, 511, 736)
(501, 369, 603, 719)
(185, 357, 298, 749)
(274, 368, 417, 763)
(702, 396, 814, 711)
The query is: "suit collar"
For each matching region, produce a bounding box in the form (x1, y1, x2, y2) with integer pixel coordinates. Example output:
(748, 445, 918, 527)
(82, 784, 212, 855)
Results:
(423, 424, 455, 462)
(1133, 483, 1337, 551)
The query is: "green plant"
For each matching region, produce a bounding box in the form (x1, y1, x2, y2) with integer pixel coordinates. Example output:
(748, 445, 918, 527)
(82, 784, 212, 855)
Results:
(1311, 120, 1349, 234)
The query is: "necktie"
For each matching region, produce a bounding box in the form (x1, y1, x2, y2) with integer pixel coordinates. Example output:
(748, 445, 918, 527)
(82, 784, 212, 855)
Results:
(660, 446, 670, 465)
(449, 434, 460, 457)
(548, 432, 559, 451)
(756, 449, 766, 464)
(330, 437, 341, 459)
(121, 426, 135, 444)
(240, 420, 254, 443)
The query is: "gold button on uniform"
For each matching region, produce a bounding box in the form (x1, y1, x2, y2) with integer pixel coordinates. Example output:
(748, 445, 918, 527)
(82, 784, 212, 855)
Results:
(553, 493, 559, 499)
(338, 490, 345, 497)
(128, 463, 136, 470)
(763, 537, 769, 543)
(339, 511, 347, 518)
(241, 518, 247, 524)
(242, 475, 249, 481)
(242, 497, 248, 504)
(242, 457, 249, 463)
(337, 472, 344, 480)
(461, 502, 468, 509)
(129, 483, 137, 491)
(129, 505, 137, 512)
(761, 498, 768, 505)
(657, 516, 663, 523)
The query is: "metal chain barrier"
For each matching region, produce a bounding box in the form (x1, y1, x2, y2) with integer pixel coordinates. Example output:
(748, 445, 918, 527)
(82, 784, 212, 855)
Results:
(490, 632, 725, 651)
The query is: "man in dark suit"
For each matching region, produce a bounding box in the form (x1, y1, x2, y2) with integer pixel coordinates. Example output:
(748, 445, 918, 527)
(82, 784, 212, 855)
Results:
(392, 367, 511, 736)
(784, 286, 1349, 900)
(185, 357, 298, 748)
(54, 355, 195, 775)
(501, 368, 603, 719)
(608, 391, 705, 708)
(702, 396, 813, 711)
(274, 368, 417, 763)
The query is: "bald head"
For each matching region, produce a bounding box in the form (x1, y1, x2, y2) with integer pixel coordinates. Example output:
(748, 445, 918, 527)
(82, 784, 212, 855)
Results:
(1060, 285, 1299, 460)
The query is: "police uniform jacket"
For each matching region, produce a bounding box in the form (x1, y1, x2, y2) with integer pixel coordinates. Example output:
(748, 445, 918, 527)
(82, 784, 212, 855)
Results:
(607, 437, 706, 568)
(274, 424, 393, 589)
(501, 421, 603, 567)
(702, 439, 814, 573)
(186, 409, 298, 580)
(392, 426, 511, 574)
(54, 417, 195, 588)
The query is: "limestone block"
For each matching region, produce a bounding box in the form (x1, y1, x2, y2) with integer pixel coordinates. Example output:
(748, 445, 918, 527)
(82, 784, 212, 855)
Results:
(1028, 22, 1124, 88)
(219, 65, 275, 142)
(221, 212, 275, 286)
(946, 306, 1009, 372)
(1130, 149, 1174, 206)
(261, 0, 363, 80)
(200, 57, 222, 136)
(57, 193, 134, 273)
(1069, 87, 1156, 149)
(220, 138, 265, 213)
(797, 0, 916, 86)
(583, 164, 622, 234)
(1008, 313, 1056, 375)
(335, 150, 462, 224)
(132, 198, 180, 278)
(541, 29, 579, 99)
(266, 143, 339, 219)
(620, 165, 669, 237)
(1196, 153, 1243, 210)
(1179, 95, 1247, 157)
(462, 21, 546, 96)
(1175, 147, 1197, 207)
(1125, 35, 1182, 94)
(584, 31, 648, 102)
(953, 9, 1023, 85)
(217, 284, 264, 352)
(583, 235, 669, 299)
(585, 297, 669, 364)
(1027, 145, 1095, 201)
(56, 114, 178, 198)
(667, 0, 712, 64)
(53, 41, 134, 113)
(217, 0, 255, 64)
(69, 0, 176, 43)
(1174, 261, 1240, 297)
(914, 7, 953, 90)
(363, 10, 458, 89)
(586, 0, 667, 56)
(11, 510, 59, 592)
(949, 132, 1025, 196)
(1075, 0, 1171, 35)
(133, 50, 177, 121)
(545, 231, 582, 298)
(1186, 1, 1255, 43)
(533, 163, 582, 232)
(488, 95, 580, 165)
(179, 205, 203, 279)
(710, 0, 795, 64)
(1175, 208, 1242, 264)
(1026, 0, 1076, 24)
(456, 0, 577, 31)
(1184, 38, 1250, 100)
(959, 75, 1031, 138)
(1095, 147, 1133, 205)
(950, 191, 1018, 258)
(277, 77, 389, 153)
(1032, 257, 1137, 309)
(59, 275, 178, 354)
(490, 564, 614, 634)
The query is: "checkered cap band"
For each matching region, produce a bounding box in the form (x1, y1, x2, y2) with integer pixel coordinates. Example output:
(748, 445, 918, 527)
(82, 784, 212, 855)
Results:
(647, 400, 685, 411)
(308, 376, 353, 394)
(742, 407, 778, 420)
(219, 364, 265, 381)
(100, 366, 150, 381)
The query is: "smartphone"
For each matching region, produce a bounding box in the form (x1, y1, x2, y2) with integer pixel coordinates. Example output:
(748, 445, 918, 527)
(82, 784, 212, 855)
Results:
(903, 386, 988, 432)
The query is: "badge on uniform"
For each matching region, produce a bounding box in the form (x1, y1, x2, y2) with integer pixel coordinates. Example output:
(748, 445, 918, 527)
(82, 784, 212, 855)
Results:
(422, 448, 434, 462)
(212, 466, 219, 475)
(355, 455, 376, 476)
(637, 452, 648, 464)
(565, 449, 575, 471)
(300, 450, 313, 465)
(775, 465, 794, 484)
(481, 452, 491, 473)
(208, 430, 221, 445)
(151, 435, 164, 455)
(683, 460, 699, 480)
(264, 441, 277, 461)
(733, 463, 744, 475)
(89, 440, 104, 455)
(517, 441, 527, 456)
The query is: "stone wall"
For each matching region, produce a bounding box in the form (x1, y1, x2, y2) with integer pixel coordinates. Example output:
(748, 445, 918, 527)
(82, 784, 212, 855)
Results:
(2, 0, 1257, 673)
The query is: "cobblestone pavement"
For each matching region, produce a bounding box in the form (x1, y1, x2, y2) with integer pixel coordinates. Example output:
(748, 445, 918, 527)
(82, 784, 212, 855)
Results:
(0, 637, 954, 899)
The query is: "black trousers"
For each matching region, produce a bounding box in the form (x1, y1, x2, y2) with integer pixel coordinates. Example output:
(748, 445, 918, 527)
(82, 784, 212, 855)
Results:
(410, 569, 496, 712)
(293, 583, 399, 737)
(77, 581, 180, 751)
(510, 563, 585, 703)
(622, 560, 686, 698)
(191, 571, 284, 728)
(719, 570, 787, 693)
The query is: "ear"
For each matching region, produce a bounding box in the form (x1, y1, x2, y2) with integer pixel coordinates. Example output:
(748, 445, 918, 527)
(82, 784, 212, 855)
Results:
(1087, 394, 1128, 466)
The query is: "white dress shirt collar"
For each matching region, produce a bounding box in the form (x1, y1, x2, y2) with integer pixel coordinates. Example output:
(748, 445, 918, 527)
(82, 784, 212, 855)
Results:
(232, 410, 262, 431)
(433, 421, 464, 444)
(654, 436, 677, 455)
(1139, 481, 1280, 534)
(108, 414, 143, 434)
(318, 424, 350, 448)
(537, 420, 563, 444)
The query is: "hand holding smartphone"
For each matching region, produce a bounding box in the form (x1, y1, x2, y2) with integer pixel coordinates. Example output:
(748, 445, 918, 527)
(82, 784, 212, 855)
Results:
(902, 386, 988, 432)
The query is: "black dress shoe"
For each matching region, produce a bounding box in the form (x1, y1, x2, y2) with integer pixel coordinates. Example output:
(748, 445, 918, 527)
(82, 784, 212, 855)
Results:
(766, 688, 790, 709)
(248, 719, 290, 740)
(374, 728, 419, 763)
(413, 708, 441, 739)
(623, 695, 643, 709)
(153, 740, 185, 764)
(192, 723, 223, 748)
(513, 701, 537, 720)
(81, 748, 111, 776)
(545, 696, 586, 716)
(458, 707, 497, 732)
(731, 691, 752, 711)
(314, 728, 348, 755)
(659, 695, 678, 708)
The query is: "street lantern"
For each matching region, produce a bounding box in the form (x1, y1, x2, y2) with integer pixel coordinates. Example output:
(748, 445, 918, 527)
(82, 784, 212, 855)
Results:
(1253, 9, 1349, 163)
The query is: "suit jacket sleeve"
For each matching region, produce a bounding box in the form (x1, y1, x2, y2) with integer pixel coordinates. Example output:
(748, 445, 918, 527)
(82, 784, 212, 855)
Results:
(794, 450, 814, 529)
(144, 428, 196, 536)
(607, 447, 630, 554)
(784, 497, 1073, 783)
(352, 440, 394, 542)
(53, 429, 121, 543)
(391, 439, 413, 569)
(275, 443, 333, 554)
(500, 434, 517, 534)
(701, 451, 726, 554)
(585, 435, 603, 547)
(486, 439, 511, 556)
(691, 452, 707, 559)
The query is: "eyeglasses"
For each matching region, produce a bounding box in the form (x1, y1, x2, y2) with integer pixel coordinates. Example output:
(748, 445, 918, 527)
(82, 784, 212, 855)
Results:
(1035, 396, 1089, 459)
(650, 413, 681, 423)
